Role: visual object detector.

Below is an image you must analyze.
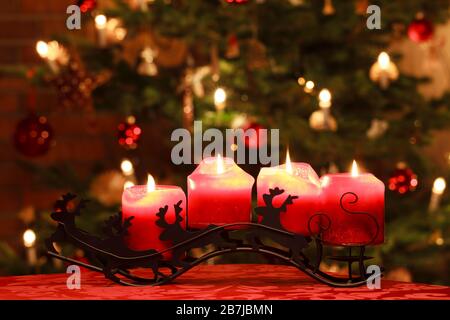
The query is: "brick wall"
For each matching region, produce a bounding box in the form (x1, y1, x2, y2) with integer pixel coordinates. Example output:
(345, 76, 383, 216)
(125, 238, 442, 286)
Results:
(0, 1, 123, 246)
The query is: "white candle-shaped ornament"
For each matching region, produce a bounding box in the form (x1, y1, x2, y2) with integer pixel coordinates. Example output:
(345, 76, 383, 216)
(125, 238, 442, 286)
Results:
(304, 80, 314, 93)
(310, 88, 337, 131)
(95, 14, 107, 47)
(214, 87, 226, 111)
(121, 158, 136, 190)
(370, 52, 399, 89)
(319, 88, 331, 128)
(23, 229, 37, 266)
(429, 177, 446, 213)
(319, 88, 332, 109)
(36, 41, 59, 73)
(377, 52, 391, 89)
(120, 159, 134, 176)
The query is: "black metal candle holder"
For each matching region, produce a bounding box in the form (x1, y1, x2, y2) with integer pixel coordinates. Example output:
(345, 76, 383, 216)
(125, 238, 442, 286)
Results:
(45, 188, 382, 287)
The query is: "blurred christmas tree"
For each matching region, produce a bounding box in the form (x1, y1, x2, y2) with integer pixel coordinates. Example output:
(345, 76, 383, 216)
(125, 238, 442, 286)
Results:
(1, 0, 450, 285)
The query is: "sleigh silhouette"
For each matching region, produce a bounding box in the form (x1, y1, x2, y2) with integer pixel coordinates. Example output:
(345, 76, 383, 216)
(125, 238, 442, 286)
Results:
(45, 188, 381, 287)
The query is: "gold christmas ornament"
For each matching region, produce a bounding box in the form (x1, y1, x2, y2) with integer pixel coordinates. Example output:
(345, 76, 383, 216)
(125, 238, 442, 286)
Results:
(49, 61, 96, 110)
(369, 52, 399, 89)
(367, 119, 389, 139)
(90, 170, 131, 207)
(309, 88, 337, 131)
(247, 39, 268, 70)
(309, 109, 337, 132)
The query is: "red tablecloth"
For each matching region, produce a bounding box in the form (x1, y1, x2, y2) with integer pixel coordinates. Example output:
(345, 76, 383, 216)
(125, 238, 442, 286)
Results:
(0, 264, 449, 300)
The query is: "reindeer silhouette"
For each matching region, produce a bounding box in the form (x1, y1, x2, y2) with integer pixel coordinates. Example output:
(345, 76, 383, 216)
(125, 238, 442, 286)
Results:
(46, 193, 93, 252)
(46, 193, 171, 283)
(248, 188, 309, 263)
(155, 200, 237, 267)
(257, 187, 298, 229)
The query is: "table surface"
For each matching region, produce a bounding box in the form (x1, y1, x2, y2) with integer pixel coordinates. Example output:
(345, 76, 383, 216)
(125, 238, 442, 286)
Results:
(0, 264, 449, 300)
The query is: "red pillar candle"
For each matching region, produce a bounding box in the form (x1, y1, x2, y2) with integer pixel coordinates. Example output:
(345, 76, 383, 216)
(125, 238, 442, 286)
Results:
(320, 161, 384, 246)
(122, 174, 186, 252)
(257, 151, 322, 235)
(187, 155, 255, 229)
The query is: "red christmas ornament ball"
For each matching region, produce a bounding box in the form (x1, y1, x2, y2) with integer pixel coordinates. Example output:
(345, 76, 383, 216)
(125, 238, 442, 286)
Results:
(242, 122, 267, 149)
(408, 17, 434, 43)
(117, 117, 142, 150)
(388, 167, 418, 194)
(13, 113, 53, 157)
(77, 0, 97, 13)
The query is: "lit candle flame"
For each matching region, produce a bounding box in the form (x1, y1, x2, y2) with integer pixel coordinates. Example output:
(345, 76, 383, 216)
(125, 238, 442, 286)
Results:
(23, 229, 36, 248)
(378, 52, 390, 70)
(147, 174, 156, 193)
(351, 160, 359, 177)
(285, 149, 293, 174)
(319, 88, 332, 109)
(216, 154, 225, 174)
(433, 177, 446, 195)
